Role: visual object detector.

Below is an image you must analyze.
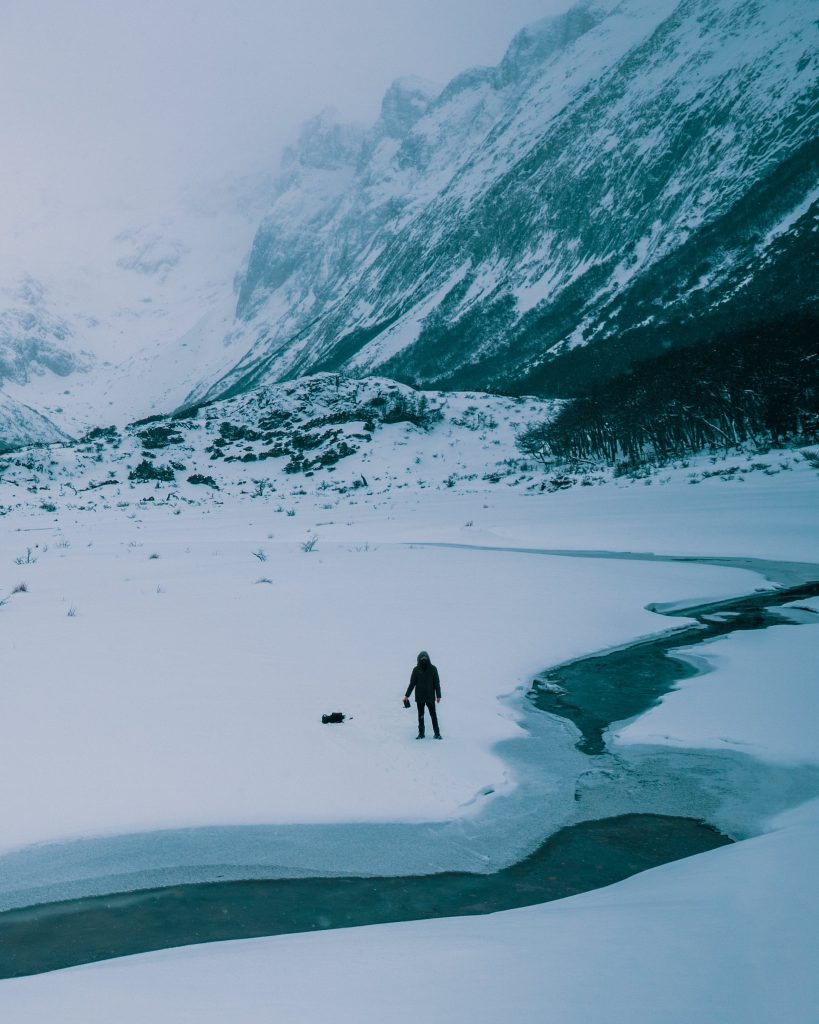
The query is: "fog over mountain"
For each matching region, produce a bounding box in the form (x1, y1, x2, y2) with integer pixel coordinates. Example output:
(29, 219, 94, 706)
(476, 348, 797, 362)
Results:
(0, 0, 570, 433)
(0, 0, 815, 442)
(189, 0, 816, 407)
(1, 0, 565, 269)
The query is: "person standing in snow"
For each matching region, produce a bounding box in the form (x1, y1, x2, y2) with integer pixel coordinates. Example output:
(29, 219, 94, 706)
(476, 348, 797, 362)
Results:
(404, 650, 442, 739)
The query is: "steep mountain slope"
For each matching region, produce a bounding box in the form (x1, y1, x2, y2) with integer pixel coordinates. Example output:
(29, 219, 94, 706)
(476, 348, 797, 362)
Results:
(0, 391, 72, 453)
(185, 0, 818, 407)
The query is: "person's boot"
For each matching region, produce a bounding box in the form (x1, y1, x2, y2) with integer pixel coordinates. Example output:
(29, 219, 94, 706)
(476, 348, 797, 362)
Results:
(434, 733, 442, 739)
(416, 733, 425, 739)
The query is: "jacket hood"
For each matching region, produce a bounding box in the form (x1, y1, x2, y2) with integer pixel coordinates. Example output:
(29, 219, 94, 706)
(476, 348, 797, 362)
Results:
(417, 650, 431, 666)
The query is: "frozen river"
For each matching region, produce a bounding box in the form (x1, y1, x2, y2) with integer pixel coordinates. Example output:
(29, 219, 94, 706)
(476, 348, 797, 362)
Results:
(1, 559, 816, 978)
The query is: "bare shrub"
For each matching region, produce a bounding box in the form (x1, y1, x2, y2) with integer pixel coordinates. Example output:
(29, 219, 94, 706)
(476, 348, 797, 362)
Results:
(12, 582, 28, 594)
(252, 548, 267, 562)
(301, 536, 318, 553)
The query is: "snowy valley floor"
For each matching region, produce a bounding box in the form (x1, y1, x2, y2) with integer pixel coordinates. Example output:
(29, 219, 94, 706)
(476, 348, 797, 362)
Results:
(0, 451, 817, 1020)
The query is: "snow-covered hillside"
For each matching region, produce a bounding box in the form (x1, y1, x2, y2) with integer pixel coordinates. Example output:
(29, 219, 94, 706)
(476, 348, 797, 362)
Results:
(0, 374, 558, 515)
(187, 0, 818, 406)
(1, 1, 817, 1014)
(0, 391, 72, 454)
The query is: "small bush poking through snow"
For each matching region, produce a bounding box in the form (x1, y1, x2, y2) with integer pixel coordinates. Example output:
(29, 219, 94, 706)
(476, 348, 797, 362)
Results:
(377, 392, 443, 430)
(187, 474, 219, 489)
(12, 582, 28, 594)
(129, 460, 175, 483)
(301, 536, 318, 553)
(13, 548, 37, 565)
(67, 605, 77, 617)
(252, 548, 267, 562)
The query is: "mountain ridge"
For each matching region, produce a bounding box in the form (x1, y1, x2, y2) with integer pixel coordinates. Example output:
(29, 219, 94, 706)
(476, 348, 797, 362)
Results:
(184, 0, 817, 408)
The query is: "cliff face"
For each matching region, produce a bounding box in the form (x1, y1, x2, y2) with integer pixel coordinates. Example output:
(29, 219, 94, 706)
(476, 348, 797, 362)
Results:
(184, 0, 817, 408)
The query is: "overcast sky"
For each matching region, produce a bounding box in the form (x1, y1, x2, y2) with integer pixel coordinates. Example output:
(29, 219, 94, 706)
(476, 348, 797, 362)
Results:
(1, 0, 572, 231)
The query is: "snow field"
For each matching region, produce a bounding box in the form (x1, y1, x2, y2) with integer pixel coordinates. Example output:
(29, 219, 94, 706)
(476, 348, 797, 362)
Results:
(0, 505, 764, 854)
(0, 451, 816, 1021)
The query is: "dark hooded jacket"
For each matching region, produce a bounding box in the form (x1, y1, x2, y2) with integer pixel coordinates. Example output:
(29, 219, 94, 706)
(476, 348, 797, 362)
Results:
(405, 651, 441, 704)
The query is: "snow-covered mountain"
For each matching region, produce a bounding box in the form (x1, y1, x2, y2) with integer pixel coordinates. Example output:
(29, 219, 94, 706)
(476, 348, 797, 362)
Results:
(0, 391, 72, 453)
(0, 276, 92, 386)
(1, 0, 814, 453)
(0, 173, 271, 438)
(185, 0, 818, 407)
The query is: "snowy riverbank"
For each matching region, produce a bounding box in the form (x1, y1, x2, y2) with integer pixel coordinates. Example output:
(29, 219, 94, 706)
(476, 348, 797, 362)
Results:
(0, 448, 817, 1018)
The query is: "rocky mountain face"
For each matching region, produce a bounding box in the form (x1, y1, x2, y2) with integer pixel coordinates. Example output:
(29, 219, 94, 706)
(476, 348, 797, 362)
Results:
(185, 0, 818, 407)
(0, 277, 92, 387)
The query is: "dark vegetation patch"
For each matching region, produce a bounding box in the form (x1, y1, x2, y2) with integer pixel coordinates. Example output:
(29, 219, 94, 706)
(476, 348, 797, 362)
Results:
(187, 474, 219, 488)
(200, 384, 441, 474)
(517, 313, 818, 469)
(128, 460, 175, 483)
(138, 425, 184, 449)
(367, 391, 443, 429)
(80, 426, 119, 444)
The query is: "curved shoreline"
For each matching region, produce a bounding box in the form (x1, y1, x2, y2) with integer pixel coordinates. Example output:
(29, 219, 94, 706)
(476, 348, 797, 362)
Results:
(0, 813, 732, 979)
(1, 548, 817, 976)
(3, 548, 809, 912)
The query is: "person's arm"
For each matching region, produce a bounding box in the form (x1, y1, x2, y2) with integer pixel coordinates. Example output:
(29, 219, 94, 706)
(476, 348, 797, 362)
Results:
(405, 668, 417, 701)
(434, 666, 441, 702)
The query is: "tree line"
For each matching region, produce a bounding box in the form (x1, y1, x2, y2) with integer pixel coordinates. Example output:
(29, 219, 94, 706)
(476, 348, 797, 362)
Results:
(517, 312, 818, 469)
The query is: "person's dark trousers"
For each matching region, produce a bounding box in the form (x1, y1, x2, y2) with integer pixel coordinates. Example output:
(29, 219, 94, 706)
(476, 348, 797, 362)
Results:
(417, 699, 440, 737)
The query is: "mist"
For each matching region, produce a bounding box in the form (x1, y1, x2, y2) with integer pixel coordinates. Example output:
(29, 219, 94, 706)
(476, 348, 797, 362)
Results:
(1, 0, 572, 236)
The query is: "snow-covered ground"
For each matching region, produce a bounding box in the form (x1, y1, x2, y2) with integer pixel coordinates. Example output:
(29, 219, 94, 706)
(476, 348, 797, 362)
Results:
(0, 428, 817, 1018)
(0, 512, 766, 856)
(613, 619, 819, 764)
